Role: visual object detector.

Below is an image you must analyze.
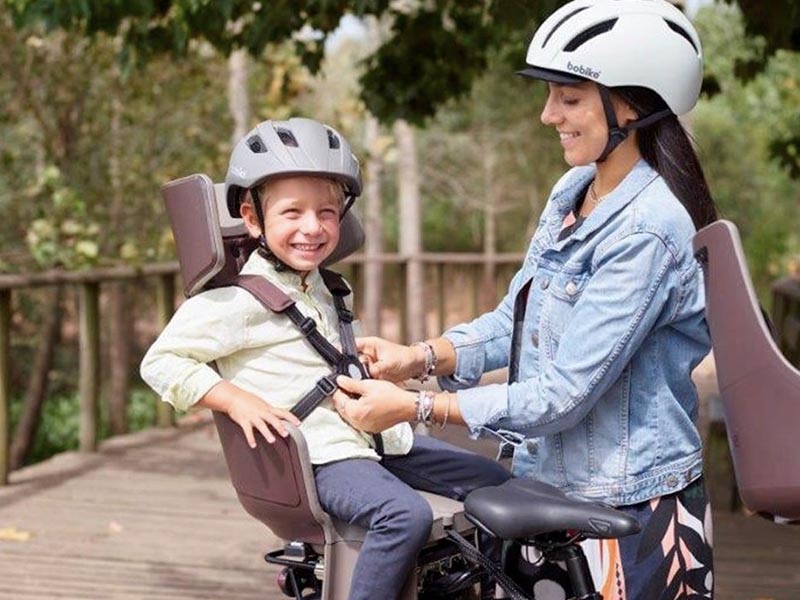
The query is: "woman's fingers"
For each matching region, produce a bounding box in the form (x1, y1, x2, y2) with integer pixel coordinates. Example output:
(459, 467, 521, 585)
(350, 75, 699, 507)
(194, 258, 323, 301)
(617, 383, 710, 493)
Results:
(335, 375, 365, 396)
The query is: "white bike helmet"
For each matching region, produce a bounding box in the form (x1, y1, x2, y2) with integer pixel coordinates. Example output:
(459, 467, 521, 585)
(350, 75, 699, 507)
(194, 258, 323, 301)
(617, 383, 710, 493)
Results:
(224, 117, 362, 270)
(519, 0, 703, 160)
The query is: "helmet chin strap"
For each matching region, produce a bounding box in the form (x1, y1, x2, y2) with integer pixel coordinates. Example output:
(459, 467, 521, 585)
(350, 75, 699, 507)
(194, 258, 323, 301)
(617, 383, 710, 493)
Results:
(250, 188, 294, 273)
(596, 86, 673, 163)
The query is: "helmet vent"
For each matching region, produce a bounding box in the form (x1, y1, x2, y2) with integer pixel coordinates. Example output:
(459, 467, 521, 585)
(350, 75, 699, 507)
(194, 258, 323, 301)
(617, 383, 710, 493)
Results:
(247, 136, 267, 153)
(326, 129, 341, 149)
(563, 18, 618, 52)
(664, 19, 698, 53)
(276, 128, 299, 147)
(542, 7, 589, 48)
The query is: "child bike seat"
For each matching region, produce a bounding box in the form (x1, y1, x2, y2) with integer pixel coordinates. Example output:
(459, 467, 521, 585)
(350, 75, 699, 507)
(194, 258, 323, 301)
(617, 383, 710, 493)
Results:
(161, 173, 477, 599)
(693, 219, 800, 522)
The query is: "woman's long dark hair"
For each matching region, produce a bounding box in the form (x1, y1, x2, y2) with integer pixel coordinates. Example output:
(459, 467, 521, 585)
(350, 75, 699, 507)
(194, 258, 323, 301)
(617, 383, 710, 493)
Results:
(614, 86, 717, 230)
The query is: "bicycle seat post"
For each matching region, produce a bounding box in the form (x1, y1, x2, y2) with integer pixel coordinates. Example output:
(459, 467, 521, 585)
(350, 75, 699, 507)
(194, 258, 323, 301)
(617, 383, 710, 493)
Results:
(549, 542, 600, 600)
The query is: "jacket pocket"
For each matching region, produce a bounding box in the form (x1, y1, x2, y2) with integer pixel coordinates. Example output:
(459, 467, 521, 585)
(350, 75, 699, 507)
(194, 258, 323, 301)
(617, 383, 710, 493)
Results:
(541, 270, 591, 354)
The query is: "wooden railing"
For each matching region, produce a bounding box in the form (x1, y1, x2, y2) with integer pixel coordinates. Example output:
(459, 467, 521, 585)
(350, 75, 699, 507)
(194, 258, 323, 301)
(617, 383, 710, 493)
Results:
(0, 253, 524, 485)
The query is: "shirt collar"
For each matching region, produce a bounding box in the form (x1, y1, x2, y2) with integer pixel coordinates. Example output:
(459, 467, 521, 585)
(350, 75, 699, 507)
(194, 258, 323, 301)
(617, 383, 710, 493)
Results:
(240, 252, 325, 297)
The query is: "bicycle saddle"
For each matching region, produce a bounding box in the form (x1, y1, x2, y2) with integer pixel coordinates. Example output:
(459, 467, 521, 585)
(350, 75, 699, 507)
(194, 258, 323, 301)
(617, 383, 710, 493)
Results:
(464, 479, 640, 540)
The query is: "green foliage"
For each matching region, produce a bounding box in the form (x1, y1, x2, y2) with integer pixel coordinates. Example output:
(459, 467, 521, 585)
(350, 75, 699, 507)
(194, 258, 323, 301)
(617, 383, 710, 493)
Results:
(9, 386, 160, 465)
(23, 165, 100, 269)
(694, 4, 800, 291)
(7, 0, 562, 125)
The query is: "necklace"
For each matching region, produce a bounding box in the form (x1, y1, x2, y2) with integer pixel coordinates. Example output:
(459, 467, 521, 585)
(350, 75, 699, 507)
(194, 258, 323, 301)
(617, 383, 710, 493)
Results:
(588, 181, 609, 206)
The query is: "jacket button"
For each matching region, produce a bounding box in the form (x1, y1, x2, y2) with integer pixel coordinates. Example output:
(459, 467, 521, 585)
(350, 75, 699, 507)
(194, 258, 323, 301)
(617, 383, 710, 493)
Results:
(531, 332, 539, 347)
(666, 474, 679, 488)
(540, 278, 550, 290)
(525, 440, 538, 453)
(565, 281, 578, 296)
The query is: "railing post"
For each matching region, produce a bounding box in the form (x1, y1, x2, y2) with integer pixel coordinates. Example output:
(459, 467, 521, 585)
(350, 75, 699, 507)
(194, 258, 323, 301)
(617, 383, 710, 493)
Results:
(0, 290, 10, 484)
(79, 282, 100, 452)
(399, 262, 408, 345)
(436, 262, 446, 333)
(155, 274, 176, 427)
(470, 264, 480, 319)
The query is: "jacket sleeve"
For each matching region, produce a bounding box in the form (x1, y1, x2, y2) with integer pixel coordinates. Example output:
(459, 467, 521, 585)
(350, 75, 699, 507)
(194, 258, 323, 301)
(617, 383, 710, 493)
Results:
(456, 231, 681, 436)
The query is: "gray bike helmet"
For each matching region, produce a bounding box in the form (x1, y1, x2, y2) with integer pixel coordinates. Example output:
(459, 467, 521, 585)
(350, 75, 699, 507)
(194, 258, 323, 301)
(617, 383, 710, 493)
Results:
(224, 118, 362, 270)
(225, 117, 362, 219)
(519, 0, 703, 161)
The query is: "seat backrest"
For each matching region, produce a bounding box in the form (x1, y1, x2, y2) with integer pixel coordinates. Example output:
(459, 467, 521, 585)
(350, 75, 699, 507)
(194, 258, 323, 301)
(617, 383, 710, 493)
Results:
(693, 220, 800, 520)
(161, 173, 362, 543)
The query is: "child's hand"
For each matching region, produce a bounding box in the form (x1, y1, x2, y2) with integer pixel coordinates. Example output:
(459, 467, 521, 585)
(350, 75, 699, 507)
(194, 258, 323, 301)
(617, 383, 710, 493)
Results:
(227, 394, 300, 448)
(356, 336, 423, 383)
(201, 381, 300, 449)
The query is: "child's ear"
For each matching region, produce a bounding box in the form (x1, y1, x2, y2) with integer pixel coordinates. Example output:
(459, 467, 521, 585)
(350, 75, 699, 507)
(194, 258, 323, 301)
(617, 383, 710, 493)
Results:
(240, 202, 263, 239)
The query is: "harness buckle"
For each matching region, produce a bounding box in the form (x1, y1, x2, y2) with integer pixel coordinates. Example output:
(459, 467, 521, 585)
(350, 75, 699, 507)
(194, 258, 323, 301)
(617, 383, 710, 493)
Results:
(338, 308, 354, 323)
(315, 376, 337, 397)
(338, 357, 368, 380)
(299, 317, 317, 336)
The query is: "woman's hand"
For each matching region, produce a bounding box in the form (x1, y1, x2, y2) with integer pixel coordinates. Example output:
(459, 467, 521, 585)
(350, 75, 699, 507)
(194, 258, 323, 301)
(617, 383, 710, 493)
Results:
(332, 376, 417, 433)
(357, 336, 423, 382)
(201, 381, 301, 449)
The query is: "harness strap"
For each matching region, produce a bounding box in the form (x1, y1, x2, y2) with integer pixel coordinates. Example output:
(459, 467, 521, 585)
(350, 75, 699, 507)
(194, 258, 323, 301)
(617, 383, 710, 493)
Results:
(291, 374, 338, 421)
(320, 270, 386, 456)
(320, 269, 359, 359)
(234, 273, 384, 455)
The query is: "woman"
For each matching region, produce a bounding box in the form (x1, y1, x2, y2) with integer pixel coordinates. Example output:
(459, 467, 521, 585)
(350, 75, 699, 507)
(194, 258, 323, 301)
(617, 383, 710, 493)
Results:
(334, 1, 716, 598)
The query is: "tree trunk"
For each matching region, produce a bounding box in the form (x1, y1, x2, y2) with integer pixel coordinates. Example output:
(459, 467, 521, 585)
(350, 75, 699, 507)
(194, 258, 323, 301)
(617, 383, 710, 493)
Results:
(9, 286, 62, 470)
(394, 119, 425, 343)
(228, 49, 251, 146)
(481, 128, 498, 312)
(106, 78, 130, 435)
(362, 115, 384, 336)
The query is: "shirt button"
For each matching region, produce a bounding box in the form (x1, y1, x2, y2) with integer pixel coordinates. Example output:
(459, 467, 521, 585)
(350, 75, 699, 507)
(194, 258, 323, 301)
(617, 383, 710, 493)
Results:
(666, 474, 679, 488)
(540, 278, 550, 290)
(531, 332, 539, 347)
(565, 281, 578, 296)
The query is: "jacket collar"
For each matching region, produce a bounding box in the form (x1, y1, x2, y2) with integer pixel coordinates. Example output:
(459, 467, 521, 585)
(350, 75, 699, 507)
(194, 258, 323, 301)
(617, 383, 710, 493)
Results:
(547, 159, 659, 249)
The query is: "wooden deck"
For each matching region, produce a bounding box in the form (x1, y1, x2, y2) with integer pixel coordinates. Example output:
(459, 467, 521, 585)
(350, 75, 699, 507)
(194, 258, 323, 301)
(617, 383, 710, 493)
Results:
(1, 416, 798, 599)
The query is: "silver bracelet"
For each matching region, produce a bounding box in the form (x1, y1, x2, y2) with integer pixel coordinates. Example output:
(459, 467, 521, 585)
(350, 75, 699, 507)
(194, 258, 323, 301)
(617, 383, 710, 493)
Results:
(414, 390, 436, 425)
(412, 341, 437, 382)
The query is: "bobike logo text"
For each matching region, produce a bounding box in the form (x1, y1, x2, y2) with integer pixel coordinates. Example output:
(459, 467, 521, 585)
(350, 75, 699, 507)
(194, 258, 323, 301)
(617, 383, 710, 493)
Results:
(567, 61, 601, 79)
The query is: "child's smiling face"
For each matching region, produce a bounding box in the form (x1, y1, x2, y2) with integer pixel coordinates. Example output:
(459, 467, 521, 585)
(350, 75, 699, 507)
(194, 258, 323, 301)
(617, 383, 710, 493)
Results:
(243, 176, 343, 274)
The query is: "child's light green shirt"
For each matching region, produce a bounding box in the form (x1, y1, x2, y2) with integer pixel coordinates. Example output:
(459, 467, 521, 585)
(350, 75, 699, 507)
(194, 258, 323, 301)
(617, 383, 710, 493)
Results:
(140, 252, 413, 464)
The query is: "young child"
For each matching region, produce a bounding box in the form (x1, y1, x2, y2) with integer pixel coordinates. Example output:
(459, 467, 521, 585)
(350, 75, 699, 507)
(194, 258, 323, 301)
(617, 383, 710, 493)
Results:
(140, 118, 509, 600)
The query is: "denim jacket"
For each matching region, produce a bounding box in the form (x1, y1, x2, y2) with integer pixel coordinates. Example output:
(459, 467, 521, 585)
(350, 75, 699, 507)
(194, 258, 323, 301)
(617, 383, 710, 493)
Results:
(440, 160, 709, 506)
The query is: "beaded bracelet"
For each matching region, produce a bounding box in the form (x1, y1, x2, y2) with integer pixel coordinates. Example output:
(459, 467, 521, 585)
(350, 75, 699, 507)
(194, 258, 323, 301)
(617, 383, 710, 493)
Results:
(412, 341, 437, 382)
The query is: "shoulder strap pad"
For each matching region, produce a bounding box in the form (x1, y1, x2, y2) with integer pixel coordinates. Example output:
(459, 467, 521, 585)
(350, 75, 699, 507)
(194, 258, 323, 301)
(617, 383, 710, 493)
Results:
(233, 274, 294, 313)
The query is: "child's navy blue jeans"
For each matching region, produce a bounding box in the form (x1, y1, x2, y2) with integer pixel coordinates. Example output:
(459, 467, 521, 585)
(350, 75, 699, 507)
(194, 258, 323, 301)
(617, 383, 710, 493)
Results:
(314, 433, 510, 600)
